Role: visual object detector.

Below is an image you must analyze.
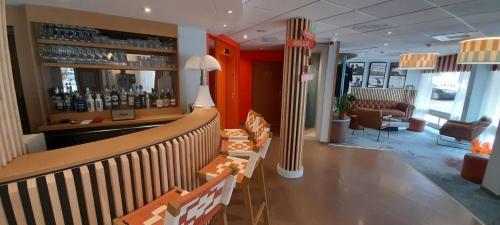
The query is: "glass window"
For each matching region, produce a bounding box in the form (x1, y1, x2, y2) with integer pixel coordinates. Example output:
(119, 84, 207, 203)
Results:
(428, 72, 460, 114)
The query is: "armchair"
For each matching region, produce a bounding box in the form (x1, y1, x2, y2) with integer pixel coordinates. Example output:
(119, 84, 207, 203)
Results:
(356, 108, 391, 142)
(438, 117, 492, 144)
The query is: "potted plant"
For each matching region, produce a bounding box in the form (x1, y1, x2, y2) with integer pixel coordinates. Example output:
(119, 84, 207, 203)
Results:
(334, 94, 355, 119)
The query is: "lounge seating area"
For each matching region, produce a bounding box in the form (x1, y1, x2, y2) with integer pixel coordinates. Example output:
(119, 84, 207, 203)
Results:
(349, 99, 415, 122)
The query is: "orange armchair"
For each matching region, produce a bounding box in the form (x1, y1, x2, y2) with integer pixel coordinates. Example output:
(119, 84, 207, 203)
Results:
(439, 117, 492, 142)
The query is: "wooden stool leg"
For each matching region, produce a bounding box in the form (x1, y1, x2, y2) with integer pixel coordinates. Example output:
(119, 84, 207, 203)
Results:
(259, 164, 270, 225)
(242, 182, 255, 225)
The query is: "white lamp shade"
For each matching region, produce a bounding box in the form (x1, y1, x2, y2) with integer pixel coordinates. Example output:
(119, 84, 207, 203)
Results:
(185, 56, 202, 69)
(200, 55, 221, 71)
(193, 85, 215, 107)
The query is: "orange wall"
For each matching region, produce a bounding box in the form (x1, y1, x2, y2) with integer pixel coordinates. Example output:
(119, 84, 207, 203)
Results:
(239, 50, 284, 124)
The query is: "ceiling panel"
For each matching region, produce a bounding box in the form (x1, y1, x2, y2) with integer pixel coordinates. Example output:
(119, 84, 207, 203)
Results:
(443, 0, 500, 16)
(345, 19, 396, 33)
(245, 0, 316, 14)
(314, 22, 337, 33)
(359, 0, 435, 19)
(320, 11, 378, 28)
(426, 0, 476, 6)
(316, 28, 360, 41)
(324, 0, 389, 10)
(278, 1, 351, 21)
(383, 8, 453, 26)
(404, 17, 473, 36)
(461, 10, 500, 26)
(225, 5, 278, 34)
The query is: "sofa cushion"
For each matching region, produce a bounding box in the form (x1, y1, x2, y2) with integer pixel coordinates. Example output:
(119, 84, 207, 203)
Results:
(381, 109, 405, 117)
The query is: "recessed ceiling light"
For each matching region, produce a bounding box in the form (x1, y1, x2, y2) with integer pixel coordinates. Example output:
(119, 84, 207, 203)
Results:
(384, 43, 389, 46)
(387, 31, 392, 35)
(334, 33, 339, 36)
(144, 7, 151, 13)
(223, 24, 227, 27)
(243, 35, 248, 39)
(227, 10, 233, 14)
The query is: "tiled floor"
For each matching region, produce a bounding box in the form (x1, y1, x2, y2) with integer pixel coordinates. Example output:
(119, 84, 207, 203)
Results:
(227, 137, 483, 225)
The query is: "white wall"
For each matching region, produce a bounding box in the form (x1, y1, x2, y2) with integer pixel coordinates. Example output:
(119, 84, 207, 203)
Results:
(178, 26, 206, 113)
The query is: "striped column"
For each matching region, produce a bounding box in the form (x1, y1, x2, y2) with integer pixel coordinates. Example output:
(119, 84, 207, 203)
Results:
(0, 0, 26, 166)
(277, 18, 312, 178)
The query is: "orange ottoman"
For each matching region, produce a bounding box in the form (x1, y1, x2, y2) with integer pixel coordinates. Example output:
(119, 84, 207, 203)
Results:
(407, 117, 426, 132)
(461, 153, 489, 184)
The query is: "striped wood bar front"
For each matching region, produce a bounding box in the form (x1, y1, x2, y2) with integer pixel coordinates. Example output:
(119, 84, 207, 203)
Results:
(0, 108, 220, 225)
(278, 17, 312, 178)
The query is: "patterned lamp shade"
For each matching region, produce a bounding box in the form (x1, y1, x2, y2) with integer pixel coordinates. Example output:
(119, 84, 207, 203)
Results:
(457, 37, 500, 64)
(399, 53, 439, 70)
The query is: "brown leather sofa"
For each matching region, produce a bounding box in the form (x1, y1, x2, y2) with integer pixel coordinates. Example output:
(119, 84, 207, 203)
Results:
(439, 117, 492, 142)
(349, 100, 414, 121)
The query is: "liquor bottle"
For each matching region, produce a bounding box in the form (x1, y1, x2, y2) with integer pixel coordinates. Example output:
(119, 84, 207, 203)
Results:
(95, 93, 104, 111)
(150, 88, 157, 108)
(110, 85, 119, 108)
(165, 88, 170, 107)
(134, 86, 142, 108)
(75, 92, 87, 112)
(156, 89, 164, 108)
(120, 87, 128, 107)
(169, 88, 176, 106)
(139, 85, 146, 108)
(86, 93, 95, 112)
(64, 83, 73, 112)
(145, 92, 151, 108)
(128, 87, 135, 107)
(54, 87, 65, 111)
(103, 86, 112, 109)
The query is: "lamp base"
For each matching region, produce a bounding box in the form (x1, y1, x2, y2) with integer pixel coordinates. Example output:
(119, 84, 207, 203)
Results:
(193, 85, 215, 108)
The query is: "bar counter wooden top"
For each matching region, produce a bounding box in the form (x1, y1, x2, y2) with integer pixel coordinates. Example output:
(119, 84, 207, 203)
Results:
(38, 113, 185, 132)
(0, 108, 218, 184)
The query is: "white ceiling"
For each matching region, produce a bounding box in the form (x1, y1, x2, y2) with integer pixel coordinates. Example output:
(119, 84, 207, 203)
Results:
(5, 0, 244, 33)
(226, 0, 500, 60)
(5, 0, 500, 60)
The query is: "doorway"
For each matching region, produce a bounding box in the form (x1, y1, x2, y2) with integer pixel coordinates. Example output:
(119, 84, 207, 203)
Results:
(252, 61, 283, 133)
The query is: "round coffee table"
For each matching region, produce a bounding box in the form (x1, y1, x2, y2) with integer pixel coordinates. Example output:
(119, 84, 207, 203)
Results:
(407, 117, 426, 132)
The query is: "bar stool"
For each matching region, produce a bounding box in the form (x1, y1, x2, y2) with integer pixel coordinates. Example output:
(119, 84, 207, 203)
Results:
(113, 166, 239, 225)
(221, 110, 261, 140)
(200, 118, 272, 225)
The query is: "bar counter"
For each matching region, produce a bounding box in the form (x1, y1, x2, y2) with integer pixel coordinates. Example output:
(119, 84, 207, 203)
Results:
(0, 108, 220, 225)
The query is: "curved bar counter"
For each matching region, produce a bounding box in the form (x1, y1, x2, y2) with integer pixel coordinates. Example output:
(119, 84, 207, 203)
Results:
(0, 108, 220, 225)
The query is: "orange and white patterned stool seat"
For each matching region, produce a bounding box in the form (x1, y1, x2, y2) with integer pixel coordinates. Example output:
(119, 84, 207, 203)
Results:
(199, 155, 252, 183)
(221, 110, 261, 140)
(220, 129, 250, 140)
(221, 139, 255, 153)
(115, 167, 238, 225)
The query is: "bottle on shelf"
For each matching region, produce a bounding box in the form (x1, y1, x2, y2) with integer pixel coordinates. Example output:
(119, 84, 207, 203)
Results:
(95, 93, 104, 112)
(145, 91, 151, 109)
(134, 85, 142, 108)
(120, 87, 128, 107)
(75, 92, 87, 112)
(64, 83, 73, 112)
(156, 89, 164, 108)
(150, 88, 157, 108)
(162, 88, 170, 107)
(169, 88, 176, 106)
(86, 92, 96, 112)
(139, 85, 146, 108)
(128, 87, 135, 108)
(110, 85, 119, 108)
(54, 87, 65, 111)
(103, 86, 112, 109)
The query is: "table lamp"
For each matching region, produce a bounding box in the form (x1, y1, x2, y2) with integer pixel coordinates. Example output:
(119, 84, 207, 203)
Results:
(185, 55, 221, 107)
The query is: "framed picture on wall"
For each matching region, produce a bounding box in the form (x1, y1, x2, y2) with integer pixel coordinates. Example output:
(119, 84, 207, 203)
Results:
(388, 62, 407, 88)
(348, 62, 364, 87)
(389, 62, 407, 76)
(368, 62, 387, 88)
